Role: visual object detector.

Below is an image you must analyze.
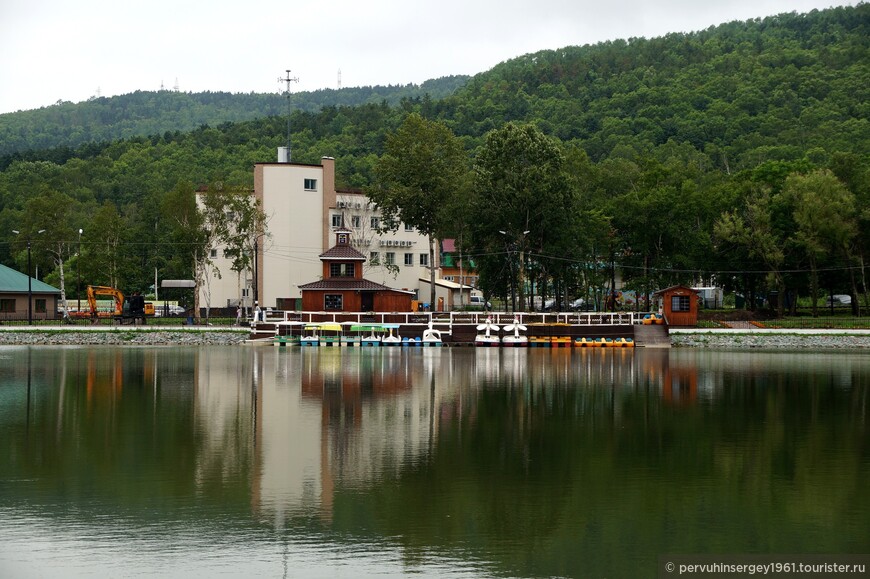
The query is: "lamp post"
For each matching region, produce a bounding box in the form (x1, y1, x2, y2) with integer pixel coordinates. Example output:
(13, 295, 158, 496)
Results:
(253, 237, 259, 308)
(77, 228, 83, 315)
(499, 230, 530, 312)
(12, 229, 45, 325)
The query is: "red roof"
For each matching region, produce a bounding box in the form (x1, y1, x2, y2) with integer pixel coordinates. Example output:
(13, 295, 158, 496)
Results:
(298, 278, 412, 293)
(319, 245, 366, 260)
(652, 285, 699, 296)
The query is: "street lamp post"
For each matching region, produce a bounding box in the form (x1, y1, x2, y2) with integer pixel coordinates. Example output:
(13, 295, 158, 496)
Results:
(253, 238, 259, 308)
(499, 230, 530, 312)
(77, 228, 83, 315)
(499, 231, 516, 312)
(12, 229, 45, 325)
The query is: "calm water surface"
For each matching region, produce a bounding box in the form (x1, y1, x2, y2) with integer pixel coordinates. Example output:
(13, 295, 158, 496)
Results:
(0, 346, 867, 578)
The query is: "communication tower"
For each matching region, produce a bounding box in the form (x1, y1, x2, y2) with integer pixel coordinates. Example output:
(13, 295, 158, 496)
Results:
(278, 69, 299, 162)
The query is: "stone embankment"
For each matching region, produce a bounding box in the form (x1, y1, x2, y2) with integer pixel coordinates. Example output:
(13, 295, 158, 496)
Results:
(1, 329, 869, 349)
(0, 330, 249, 346)
(671, 331, 870, 349)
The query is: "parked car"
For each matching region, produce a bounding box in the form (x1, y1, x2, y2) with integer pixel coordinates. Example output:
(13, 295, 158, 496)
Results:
(824, 294, 852, 307)
(154, 304, 186, 317)
(468, 295, 491, 310)
(544, 298, 572, 311)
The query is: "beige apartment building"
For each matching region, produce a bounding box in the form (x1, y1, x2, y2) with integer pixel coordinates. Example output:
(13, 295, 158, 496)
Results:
(200, 155, 435, 311)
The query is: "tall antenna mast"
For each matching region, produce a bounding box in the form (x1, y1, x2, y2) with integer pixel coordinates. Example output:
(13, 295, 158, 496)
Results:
(337, 68, 342, 90)
(278, 69, 299, 161)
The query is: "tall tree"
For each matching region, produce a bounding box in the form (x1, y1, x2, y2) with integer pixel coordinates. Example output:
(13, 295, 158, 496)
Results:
(87, 202, 127, 289)
(470, 122, 574, 311)
(784, 170, 857, 316)
(714, 188, 787, 315)
(219, 188, 269, 315)
(160, 183, 206, 322)
(371, 113, 467, 308)
(23, 190, 77, 317)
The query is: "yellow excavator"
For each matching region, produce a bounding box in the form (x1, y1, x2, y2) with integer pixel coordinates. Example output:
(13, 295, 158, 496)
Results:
(85, 285, 154, 324)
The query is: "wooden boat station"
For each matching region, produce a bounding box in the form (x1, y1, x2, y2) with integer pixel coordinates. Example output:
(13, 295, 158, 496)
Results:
(250, 310, 671, 348)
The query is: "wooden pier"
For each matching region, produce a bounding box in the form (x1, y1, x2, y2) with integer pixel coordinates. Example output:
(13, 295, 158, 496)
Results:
(250, 310, 670, 347)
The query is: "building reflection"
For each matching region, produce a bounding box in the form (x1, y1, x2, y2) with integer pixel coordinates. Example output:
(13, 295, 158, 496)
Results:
(248, 348, 446, 526)
(239, 347, 709, 529)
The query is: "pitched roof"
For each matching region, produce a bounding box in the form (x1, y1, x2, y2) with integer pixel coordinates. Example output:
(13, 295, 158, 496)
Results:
(0, 264, 61, 294)
(652, 285, 699, 296)
(319, 245, 367, 260)
(299, 278, 413, 293)
(418, 277, 474, 290)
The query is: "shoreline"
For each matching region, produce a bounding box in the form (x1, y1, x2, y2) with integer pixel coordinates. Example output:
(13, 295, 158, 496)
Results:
(0, 328, 249, 346)
(0, 327, 869, 348)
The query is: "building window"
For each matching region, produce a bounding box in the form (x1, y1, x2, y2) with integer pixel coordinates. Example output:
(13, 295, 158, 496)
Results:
(35, 299, 47, 313)
(304, 178, 317, 191)
(404, 223, 414, 232)
(370, 217, 380, 229)
(385, 252, 395, 265)
(671, 295, 691, 312)
(351, 215, 361, 228)
(330, 263, 355, 277)
(404, 253, 413, 266)
(332, 214, 343, 227)
(443, 276, 454, 281)
(210, 248, 218, 258)
(0, 299, 15, 313)
(324, 294, 342, 310)
(419, 253, 429, 267)
(242, 288, 250, 297)
(370, 252, 379, 264)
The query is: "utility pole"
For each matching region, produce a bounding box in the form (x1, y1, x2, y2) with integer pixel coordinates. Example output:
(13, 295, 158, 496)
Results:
(77, 228, 83, 315)
(278, 69, 299, 161)
(12, 229, 45, 325)
(253, 238, 258, 307)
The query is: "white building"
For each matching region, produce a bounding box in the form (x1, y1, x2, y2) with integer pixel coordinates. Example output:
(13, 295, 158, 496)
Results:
(200, 155, 435, 311)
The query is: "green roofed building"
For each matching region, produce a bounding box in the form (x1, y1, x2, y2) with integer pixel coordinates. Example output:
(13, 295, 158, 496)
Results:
(439, 239, 478, 289)
(0, 264, 61, 321)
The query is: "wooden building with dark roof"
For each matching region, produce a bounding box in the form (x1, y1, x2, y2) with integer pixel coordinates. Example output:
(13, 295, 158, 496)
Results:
(299, 229, 413, 312)
(653, 285, 700, 326)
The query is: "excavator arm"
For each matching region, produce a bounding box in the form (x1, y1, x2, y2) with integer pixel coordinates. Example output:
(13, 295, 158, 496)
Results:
(86, 285, 125, 319)
(85, 285, 151, 324)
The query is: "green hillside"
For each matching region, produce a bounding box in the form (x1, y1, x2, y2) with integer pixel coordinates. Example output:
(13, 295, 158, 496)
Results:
(440, 4, 869, 167)
(0, 4, 867, 314)
(0, 76, 469, 157)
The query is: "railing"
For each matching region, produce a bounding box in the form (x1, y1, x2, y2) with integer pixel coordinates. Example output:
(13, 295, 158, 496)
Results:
(265, 310, 647, 326)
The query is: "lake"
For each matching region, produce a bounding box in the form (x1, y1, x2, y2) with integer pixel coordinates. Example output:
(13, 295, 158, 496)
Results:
(0, 346, 867, 578)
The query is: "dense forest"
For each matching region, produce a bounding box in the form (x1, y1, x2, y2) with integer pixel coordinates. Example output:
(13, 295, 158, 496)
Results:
(0, 4, 867, 315)
(0, 76, 470, 157)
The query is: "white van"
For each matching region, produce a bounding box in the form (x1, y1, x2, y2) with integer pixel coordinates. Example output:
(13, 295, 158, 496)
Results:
(469, 295, 491, 309)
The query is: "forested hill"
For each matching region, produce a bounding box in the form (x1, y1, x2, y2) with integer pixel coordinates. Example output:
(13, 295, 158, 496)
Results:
(0, 76, 469, 157)
(436, 3, 868, 168)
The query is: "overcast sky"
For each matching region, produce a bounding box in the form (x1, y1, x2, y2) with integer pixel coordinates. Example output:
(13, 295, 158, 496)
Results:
(0, 0, 858, 115)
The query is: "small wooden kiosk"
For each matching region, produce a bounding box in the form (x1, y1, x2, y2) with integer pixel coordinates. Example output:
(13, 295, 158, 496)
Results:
(653, 285, 700, 326)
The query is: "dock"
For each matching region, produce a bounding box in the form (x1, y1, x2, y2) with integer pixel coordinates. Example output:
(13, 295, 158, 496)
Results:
(250, 310, 670, 348)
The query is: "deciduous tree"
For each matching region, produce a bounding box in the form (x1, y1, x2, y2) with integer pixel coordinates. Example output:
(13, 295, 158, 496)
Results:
(371, 113, 467, 307)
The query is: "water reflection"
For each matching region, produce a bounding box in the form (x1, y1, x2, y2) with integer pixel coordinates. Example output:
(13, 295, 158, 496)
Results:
(0, 346, 867, 578)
